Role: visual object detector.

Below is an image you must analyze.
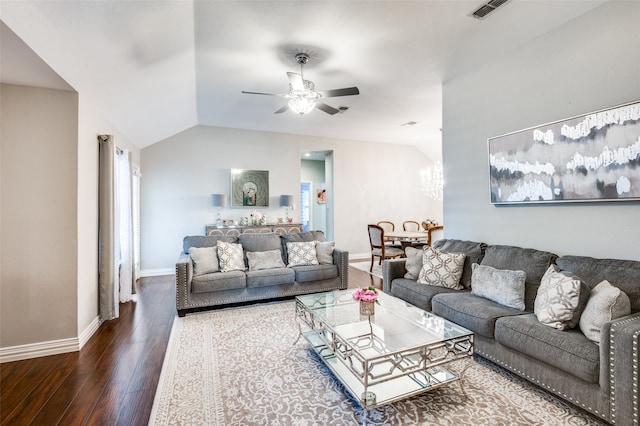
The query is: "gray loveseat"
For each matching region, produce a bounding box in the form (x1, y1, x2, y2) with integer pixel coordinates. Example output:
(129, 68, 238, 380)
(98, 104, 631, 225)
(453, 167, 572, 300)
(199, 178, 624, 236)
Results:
(176, 231, 348, 316)
(384, 239, 639, 425)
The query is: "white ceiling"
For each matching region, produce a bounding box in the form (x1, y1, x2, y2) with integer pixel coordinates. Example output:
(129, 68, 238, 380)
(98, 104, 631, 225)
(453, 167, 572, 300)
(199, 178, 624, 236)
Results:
(0, 0, 608, 160)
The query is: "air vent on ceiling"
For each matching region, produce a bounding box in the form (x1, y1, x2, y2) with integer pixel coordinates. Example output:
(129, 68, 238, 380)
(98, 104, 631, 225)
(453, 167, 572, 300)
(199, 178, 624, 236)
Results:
(471, 0, 510, 19)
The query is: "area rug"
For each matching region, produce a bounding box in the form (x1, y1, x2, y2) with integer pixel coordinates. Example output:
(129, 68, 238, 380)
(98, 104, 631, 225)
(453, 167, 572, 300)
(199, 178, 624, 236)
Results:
(149, 301, 607, 426)
(350, 260, 383, 278)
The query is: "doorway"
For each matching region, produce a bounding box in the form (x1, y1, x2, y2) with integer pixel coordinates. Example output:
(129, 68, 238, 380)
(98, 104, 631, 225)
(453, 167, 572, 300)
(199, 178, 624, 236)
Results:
(300, 151, 333, 238)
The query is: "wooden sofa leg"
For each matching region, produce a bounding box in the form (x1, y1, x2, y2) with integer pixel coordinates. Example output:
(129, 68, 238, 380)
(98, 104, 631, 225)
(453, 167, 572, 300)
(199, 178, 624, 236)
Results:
(178, 309, 186, 318)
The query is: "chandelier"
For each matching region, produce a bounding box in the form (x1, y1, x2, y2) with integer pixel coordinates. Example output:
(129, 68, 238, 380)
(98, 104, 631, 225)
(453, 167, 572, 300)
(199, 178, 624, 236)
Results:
(420, 161, 444, 200)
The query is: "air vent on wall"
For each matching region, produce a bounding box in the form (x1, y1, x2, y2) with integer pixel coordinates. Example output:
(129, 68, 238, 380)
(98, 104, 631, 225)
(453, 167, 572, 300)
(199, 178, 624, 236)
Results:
(471, 0, 510, 19)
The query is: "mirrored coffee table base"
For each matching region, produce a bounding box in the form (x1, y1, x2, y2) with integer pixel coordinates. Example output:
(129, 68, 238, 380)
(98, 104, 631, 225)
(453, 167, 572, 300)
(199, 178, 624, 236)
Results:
(295, 290, 474, 421)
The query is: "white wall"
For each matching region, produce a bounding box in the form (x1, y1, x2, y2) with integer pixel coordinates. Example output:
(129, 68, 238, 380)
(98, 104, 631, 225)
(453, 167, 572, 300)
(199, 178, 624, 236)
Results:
(140, 125, 438, 272)
(77, 93, 139, 342)
(1, 84, 79, 347)
(443, 1, 640, 260)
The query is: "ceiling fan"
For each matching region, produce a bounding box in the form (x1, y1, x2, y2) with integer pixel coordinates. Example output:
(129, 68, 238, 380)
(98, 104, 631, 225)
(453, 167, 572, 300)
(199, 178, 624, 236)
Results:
(241, 53, 359, 115)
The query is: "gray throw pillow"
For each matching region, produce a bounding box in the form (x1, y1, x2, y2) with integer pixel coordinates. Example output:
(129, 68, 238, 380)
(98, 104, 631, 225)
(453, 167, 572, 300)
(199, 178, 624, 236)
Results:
(534, 265, 589, 330)
(216, 241, 246, 272)
(189, 246, 219, 276)
(246, 249, 285, 271)
(315, 241, 335, 265)
(417, 247, 466, 290)
(286, 241, 319, 267)
(580, 280, 631, 343)
(471, 263, 527, 310)
(404, 246, 423, 280)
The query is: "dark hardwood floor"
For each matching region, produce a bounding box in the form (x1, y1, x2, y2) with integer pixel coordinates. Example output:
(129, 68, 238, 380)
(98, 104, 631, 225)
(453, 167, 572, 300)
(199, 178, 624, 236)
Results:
(0, 265, 380, 425)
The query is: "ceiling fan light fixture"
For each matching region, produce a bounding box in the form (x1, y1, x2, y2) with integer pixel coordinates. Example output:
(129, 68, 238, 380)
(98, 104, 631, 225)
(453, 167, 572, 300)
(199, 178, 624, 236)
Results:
(288, 97, 317, 115)
(288, 79, 320, 115)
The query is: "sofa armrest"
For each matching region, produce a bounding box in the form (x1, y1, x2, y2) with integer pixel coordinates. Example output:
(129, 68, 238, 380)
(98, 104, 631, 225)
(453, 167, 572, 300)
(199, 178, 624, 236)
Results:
(601, 312, 640, 424)
(175, 252, 193, 316)
(383, 259, 407, 293)
(333, 248, 349, 289)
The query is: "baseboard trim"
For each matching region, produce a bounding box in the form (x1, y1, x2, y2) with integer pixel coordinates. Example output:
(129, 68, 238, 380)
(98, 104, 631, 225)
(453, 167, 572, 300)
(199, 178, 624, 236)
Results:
(79, 316, 103, 349)
(0, 316, 105, 363)
(141, 268, 174, 277)
(350, 253, 370, 261)
(0, 337, 79, 363)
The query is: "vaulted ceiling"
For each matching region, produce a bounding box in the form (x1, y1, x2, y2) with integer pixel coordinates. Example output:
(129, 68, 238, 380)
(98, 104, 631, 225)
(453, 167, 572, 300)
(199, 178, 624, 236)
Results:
(0, 0, 608, 160)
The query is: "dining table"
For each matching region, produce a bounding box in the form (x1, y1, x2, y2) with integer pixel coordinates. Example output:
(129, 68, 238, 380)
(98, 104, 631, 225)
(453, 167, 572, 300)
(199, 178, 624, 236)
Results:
(384, 230, 430, 249)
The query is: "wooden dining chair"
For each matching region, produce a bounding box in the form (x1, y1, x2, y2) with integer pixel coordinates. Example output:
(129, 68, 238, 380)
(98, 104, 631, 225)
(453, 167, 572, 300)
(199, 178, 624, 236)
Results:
(427, 225, 444, 246)
(376, 220, 401, 246)
(402, 221, 421, 231)
(368, 224, 405, 272)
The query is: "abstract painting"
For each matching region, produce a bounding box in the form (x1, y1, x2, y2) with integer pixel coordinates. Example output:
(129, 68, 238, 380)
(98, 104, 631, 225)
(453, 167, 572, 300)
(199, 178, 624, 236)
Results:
(488, 100, 640, 204)
(231, 169, 269, 207)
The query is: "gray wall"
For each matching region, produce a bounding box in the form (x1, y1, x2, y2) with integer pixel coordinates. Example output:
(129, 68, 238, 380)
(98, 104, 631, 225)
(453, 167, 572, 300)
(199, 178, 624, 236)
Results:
(443, 1, 640, 260)
(0, 83, 140, 352)
(1, 84, 79, 346)
(140, 125, 437, 272)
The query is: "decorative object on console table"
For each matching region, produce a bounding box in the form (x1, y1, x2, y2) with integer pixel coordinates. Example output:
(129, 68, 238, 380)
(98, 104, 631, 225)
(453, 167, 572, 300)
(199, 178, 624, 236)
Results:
(231, 169, 269, 207)
(489, 99, 640, 204)
(280, 195, 294, 223)
(211, 194, 227, 225)
(205, 224, 302, 236)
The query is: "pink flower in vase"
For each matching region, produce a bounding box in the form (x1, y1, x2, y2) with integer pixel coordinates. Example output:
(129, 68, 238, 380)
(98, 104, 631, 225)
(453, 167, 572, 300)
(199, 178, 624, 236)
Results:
(352, 286, 379, 303)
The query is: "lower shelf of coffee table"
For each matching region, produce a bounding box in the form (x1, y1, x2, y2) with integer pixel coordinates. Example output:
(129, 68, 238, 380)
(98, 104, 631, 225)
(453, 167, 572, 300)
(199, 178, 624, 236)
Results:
(303, 331, 459, 409)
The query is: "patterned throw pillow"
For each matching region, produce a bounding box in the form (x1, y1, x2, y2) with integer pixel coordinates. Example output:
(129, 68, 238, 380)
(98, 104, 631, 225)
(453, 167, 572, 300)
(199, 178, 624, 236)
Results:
(471, 263, 526, 310)
(315, 241, 335, 265)
(417, 247, 466, 290)
(189, 246, 219, 276)
(534, 265, 587, 330)
(286, 241, 319, 267)
(580, 280, 631, 343)
(246, 249, 285, 271)
(216, 241, 246, 272)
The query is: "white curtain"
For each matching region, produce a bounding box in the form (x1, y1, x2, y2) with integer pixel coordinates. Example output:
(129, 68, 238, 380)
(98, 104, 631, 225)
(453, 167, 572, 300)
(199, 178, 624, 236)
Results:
(115, 148, 134, 303)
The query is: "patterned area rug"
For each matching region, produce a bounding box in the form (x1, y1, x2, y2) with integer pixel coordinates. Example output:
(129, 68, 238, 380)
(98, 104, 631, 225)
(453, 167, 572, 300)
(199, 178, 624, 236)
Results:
(149, 301, 607, 425)
(350, 260, 383, 278)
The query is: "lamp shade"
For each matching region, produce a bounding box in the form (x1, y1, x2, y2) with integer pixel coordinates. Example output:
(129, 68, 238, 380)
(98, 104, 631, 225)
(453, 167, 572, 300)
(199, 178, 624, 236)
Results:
(279, 195, 294, 207)
(211, 194, 227, 207)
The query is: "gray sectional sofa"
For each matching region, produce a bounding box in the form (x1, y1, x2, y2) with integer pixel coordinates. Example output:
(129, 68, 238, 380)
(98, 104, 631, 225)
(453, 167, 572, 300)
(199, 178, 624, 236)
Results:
(176, 231, 348, 316)
(383, 239, 639, 425)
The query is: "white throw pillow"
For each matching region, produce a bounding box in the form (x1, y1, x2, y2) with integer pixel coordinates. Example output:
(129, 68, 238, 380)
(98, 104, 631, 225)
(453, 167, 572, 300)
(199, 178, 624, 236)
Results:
(580, 280, 631, 343)
(189, 246, 219, 276)
(534, 265, 586, 330)
(246, 249, 285, 271)
(417, 247, 466, 290)
(216, 241, 246, 272)
(315, 241, 335, 265)
(471, 263, 527, 310)
(286, 241, 319, 267)
(404, 246, 424, 280)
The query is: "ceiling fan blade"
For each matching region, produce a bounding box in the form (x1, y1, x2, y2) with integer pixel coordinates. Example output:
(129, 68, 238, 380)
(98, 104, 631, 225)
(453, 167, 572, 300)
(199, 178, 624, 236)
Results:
(316, 102, 339, 115)
(241, 90, 288, 97)
(286, 72, 305, 91)
(320, 87, 360, 98)
(274, 105, 289, 114)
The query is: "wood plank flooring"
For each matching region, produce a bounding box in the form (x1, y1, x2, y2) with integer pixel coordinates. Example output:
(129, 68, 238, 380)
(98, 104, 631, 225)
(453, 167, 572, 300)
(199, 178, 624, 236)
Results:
(0, 265, 380, 425)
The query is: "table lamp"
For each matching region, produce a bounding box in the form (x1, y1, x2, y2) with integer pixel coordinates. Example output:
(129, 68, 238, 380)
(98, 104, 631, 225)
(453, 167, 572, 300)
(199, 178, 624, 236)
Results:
(280, 195, 294, 222)
(211, 194, 227, 225)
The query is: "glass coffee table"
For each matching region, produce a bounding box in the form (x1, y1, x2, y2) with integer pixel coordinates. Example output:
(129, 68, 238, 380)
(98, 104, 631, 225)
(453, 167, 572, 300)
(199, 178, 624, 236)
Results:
(295, 290, 474, 419)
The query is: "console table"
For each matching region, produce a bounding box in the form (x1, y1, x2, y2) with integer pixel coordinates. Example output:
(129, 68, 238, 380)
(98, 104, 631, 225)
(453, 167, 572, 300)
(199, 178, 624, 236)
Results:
(205, 223, 302, 236)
